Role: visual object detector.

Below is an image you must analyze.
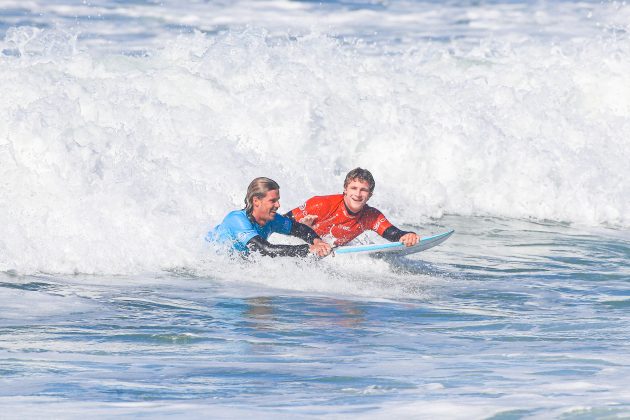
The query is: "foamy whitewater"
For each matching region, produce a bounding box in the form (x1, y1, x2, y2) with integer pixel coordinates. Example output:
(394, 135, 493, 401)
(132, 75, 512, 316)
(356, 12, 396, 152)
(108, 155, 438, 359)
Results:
(1, 0, 629, 418)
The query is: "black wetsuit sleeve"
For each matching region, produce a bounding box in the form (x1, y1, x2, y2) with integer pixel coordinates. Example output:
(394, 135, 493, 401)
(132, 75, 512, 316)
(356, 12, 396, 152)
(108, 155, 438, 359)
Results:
(246, 235, 310, 258)
(382, 226, 412, 242)
(284, 212, 321, 244)
(290, 221, 321, 245)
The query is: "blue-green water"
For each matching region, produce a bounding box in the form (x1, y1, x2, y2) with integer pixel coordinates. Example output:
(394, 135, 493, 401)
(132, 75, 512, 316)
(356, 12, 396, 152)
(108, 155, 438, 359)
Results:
(2, 216, 628, 418)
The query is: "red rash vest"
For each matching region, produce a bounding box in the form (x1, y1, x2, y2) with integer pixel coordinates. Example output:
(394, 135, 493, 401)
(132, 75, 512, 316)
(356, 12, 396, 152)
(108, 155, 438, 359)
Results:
(289, 194, 393, 246)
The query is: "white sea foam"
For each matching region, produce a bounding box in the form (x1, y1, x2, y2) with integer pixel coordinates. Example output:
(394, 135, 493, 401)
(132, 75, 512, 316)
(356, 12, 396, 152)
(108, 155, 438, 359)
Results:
(1, 1, 629, 274)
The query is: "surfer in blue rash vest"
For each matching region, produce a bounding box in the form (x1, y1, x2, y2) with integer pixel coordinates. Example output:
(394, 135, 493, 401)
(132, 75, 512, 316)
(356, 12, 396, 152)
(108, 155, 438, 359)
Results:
(207, 177, 332, 258)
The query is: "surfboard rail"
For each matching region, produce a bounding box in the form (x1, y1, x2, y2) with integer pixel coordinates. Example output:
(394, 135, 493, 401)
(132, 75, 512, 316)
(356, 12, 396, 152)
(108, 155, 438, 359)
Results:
(334, 230, 454, 256)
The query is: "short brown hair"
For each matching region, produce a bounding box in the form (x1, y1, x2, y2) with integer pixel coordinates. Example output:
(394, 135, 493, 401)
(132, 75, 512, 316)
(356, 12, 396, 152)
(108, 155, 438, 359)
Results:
(244, 177, 280, 215)
(343, 168, 375, 192)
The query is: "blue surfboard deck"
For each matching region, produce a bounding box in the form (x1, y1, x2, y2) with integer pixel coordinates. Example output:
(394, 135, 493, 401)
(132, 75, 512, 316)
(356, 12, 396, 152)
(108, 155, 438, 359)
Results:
(334, 230, 454, 256)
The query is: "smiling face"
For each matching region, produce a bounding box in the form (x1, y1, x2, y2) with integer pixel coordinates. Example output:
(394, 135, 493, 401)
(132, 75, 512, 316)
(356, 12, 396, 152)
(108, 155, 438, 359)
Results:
(343, 179, 372, 214)
(252, 189, 281, 226)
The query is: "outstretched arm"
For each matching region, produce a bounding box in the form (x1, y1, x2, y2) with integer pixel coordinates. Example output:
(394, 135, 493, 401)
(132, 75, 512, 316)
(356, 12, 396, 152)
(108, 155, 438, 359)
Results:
(290, 222, 331, 257)
(284, 213, 331, 257)
(290, 220, 320, 244)
(247, 235, 311, 258)
(246, 221, 332, 257)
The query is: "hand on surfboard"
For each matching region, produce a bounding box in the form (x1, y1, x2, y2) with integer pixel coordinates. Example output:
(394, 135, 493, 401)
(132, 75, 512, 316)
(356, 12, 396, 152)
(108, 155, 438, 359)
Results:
(309, 238, 332, 257)
(400, 232, 419, 247)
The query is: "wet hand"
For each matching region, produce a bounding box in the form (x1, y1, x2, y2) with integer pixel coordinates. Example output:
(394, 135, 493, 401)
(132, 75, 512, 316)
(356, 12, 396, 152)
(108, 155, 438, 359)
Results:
(400, 233, 419, 247)
(309, 239, 332, 257)
(301, 215, 318, 227)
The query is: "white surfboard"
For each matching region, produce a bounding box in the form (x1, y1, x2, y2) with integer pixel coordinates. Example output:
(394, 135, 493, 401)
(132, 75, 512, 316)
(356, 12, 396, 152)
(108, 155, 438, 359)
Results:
(333, 230, 454, 256)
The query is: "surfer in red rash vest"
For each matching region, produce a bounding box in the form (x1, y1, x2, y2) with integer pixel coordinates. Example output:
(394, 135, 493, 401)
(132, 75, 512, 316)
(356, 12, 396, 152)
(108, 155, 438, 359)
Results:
(286, 168, 419, 247)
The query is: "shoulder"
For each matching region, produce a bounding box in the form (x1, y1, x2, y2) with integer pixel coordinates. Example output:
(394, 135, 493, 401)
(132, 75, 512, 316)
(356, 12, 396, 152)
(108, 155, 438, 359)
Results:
(222, 210, 253, 229)
(292, 194, 340, 216)
(307, 194, 343, 207)
(361, 205, 393, 232)
(362, 203, 381, 213)
(224, 209, 248, 221)
(361, 204, 387, 220)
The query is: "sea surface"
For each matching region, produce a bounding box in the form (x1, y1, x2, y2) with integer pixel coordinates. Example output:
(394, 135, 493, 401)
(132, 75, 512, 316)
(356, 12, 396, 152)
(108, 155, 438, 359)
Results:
(1, 0, 629, 418)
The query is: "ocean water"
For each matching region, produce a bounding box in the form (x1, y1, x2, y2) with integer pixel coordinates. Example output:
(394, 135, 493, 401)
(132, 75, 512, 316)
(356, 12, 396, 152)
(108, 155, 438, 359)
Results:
(1, 0, 629, 418)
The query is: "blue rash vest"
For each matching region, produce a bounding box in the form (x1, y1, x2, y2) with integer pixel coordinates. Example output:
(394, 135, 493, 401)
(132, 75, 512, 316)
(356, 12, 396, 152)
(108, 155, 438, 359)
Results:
(207, 209, 293, 253)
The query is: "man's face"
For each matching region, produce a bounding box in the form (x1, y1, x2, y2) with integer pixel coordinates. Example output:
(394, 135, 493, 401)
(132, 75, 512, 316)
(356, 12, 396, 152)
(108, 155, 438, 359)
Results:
(252, 189, 281, 225)
(343, 179, 372, 213)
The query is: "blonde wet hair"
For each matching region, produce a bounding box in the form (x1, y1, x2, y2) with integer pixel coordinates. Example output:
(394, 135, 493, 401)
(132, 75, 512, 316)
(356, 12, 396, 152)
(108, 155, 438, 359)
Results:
(244, 177, 280, 215)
